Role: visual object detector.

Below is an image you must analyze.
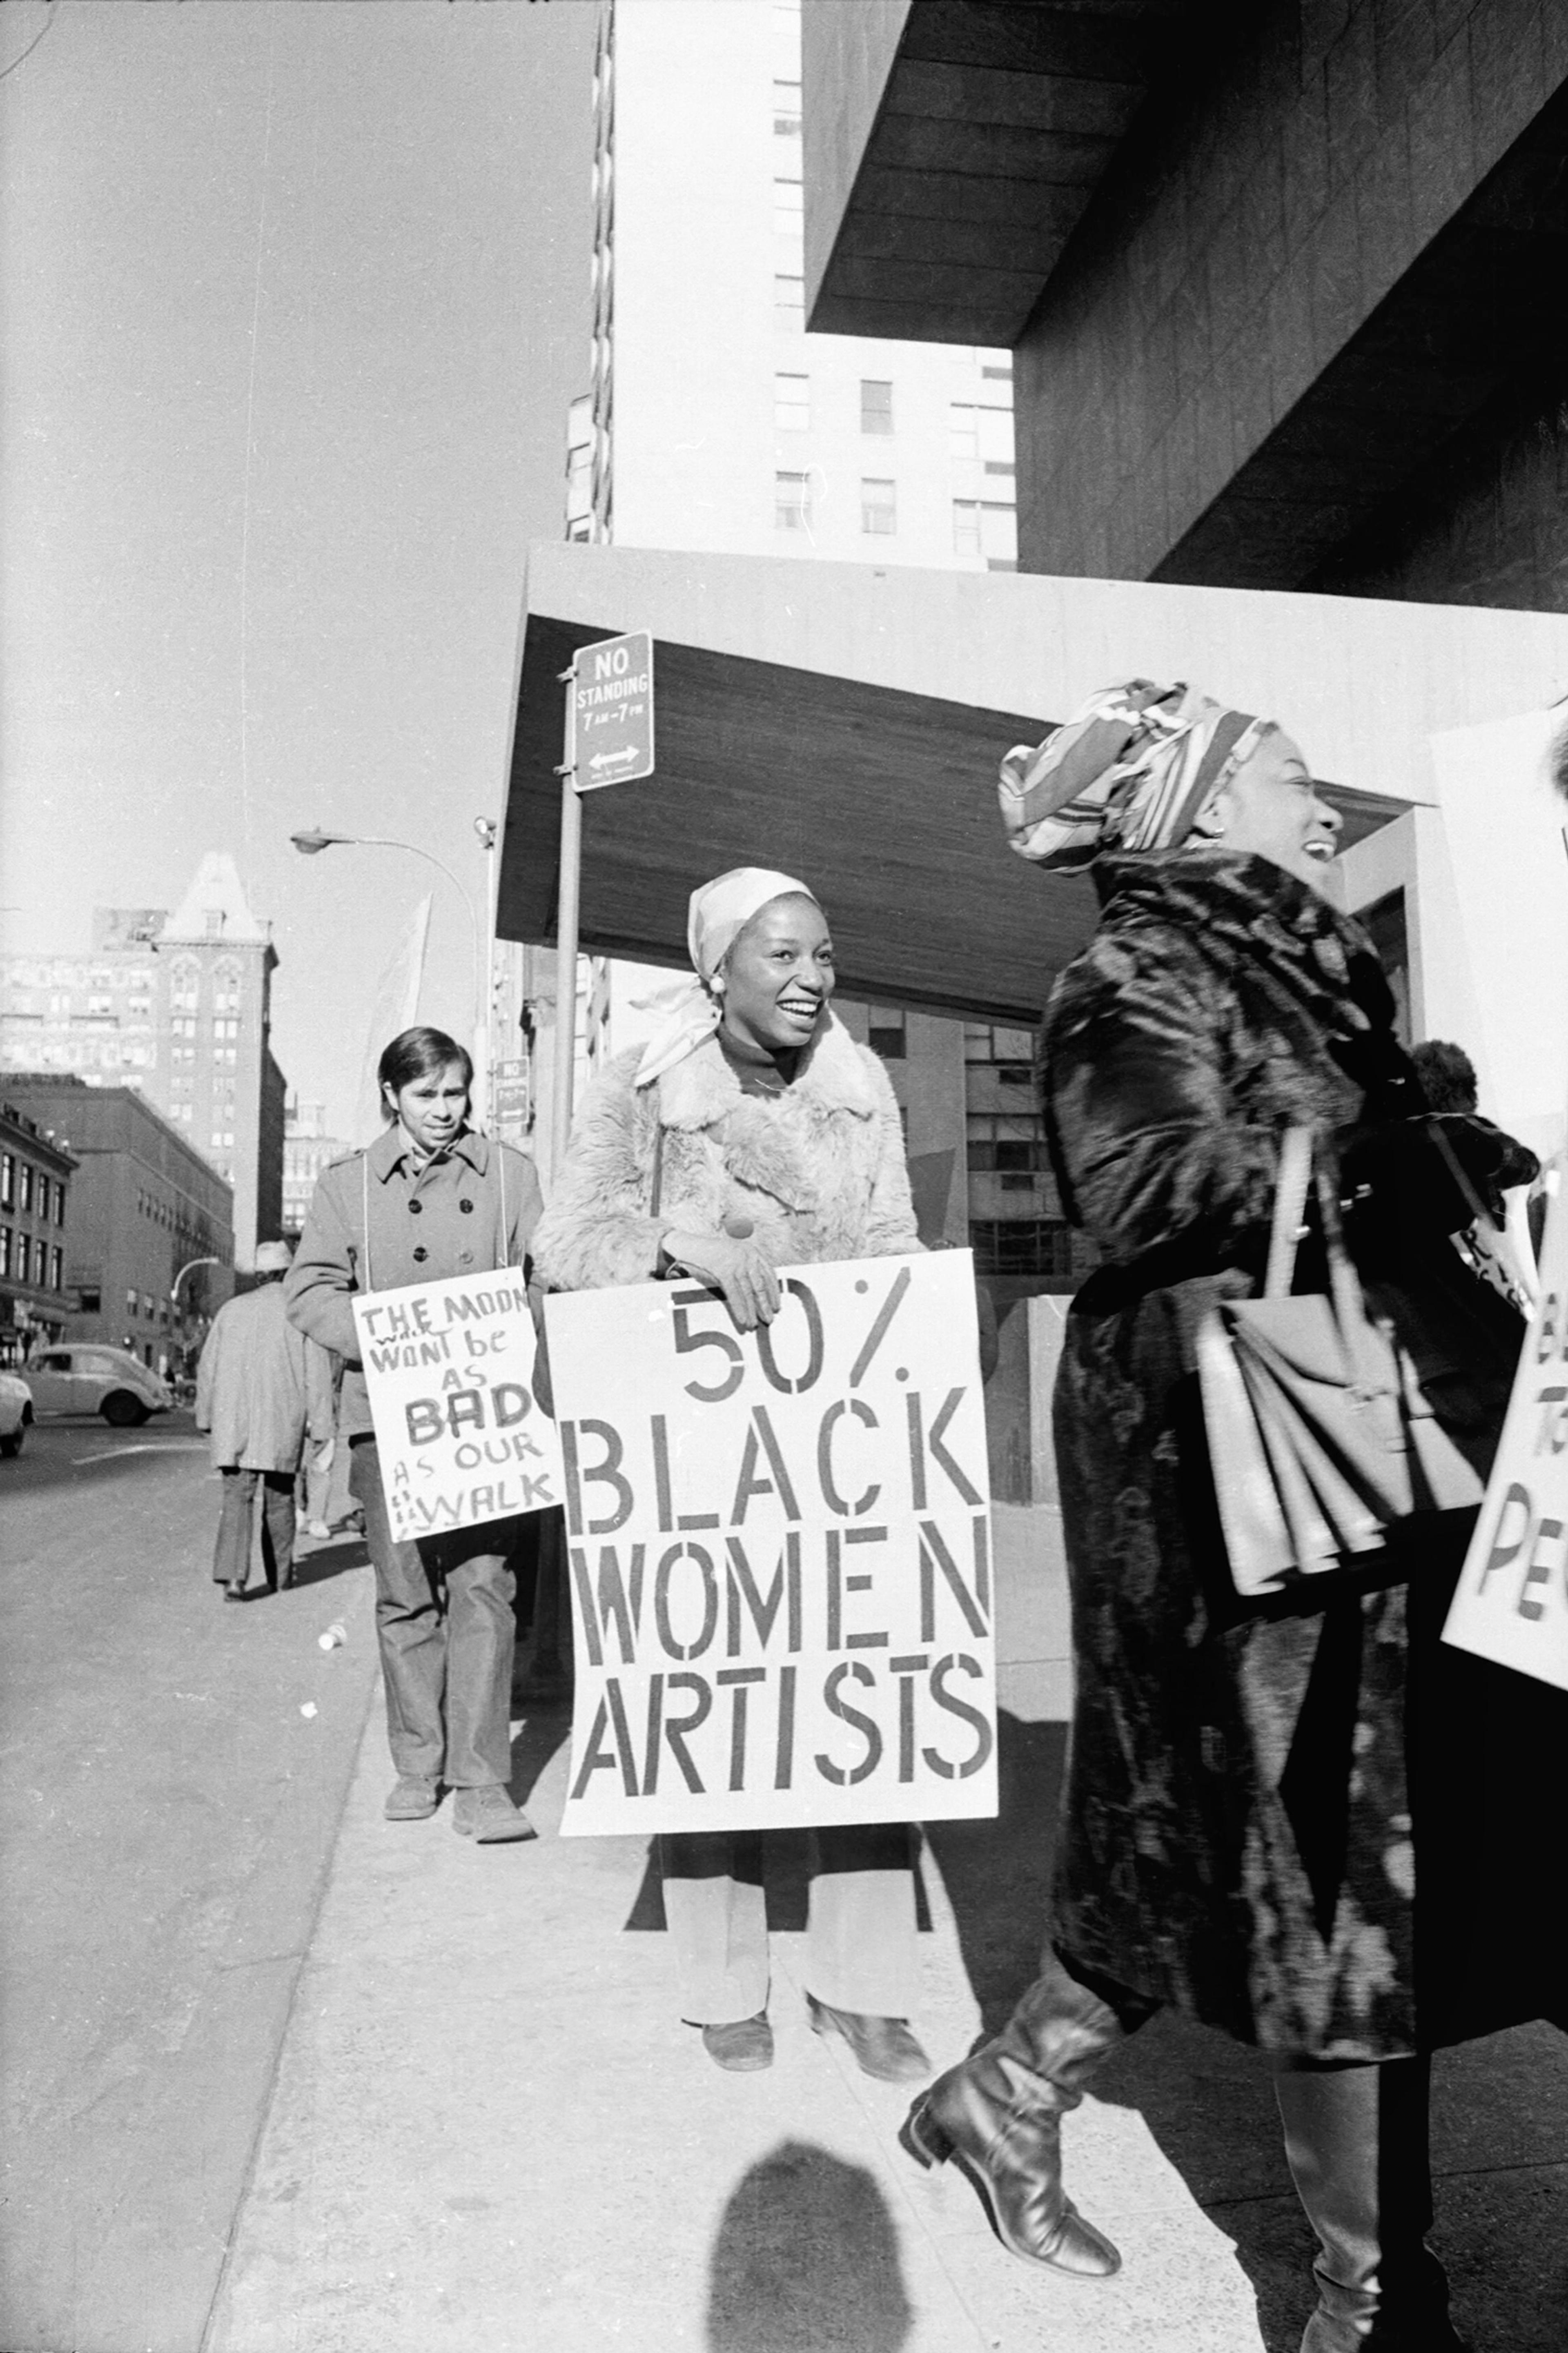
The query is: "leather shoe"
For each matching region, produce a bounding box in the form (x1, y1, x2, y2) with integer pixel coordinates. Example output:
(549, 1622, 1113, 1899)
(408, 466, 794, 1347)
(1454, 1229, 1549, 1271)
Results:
(452, 1784, 537, 1842)
(701, 2014, 774, 2071)
(808, 1995, 930, 2082)
(222, 1582, 245, 1602)
(384, 1774, 440, 1821)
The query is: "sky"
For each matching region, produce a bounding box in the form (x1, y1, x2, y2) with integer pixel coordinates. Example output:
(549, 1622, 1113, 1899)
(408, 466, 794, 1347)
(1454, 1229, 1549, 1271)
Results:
(0, 0, 601, 1138)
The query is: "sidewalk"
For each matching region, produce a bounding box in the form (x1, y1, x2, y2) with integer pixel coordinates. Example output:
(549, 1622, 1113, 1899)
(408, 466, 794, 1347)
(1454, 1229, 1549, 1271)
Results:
(205, 1507, 1568, 2353)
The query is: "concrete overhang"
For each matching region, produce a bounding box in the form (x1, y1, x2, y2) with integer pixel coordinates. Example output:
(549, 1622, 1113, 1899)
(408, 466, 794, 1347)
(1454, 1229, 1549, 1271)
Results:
(494, 546, 1568, 1024)
(803, 0, 1187, 346)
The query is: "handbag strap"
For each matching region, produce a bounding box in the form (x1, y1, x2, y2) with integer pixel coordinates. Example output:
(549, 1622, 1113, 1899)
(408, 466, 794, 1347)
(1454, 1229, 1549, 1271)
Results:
(1264, 1124, 1390, 1395)
(1264, 1126, 1314, 1299)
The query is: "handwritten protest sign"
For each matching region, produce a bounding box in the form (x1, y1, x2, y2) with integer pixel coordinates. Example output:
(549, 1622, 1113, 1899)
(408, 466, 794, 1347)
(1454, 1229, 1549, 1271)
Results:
(1444, 1168, 1568, 1691)
(543, 1251, 998, 1837)
(352, 1272, 563, 1543)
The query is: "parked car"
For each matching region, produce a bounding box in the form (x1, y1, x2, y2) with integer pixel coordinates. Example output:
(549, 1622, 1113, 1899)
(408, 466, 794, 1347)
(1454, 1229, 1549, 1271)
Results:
(0, 1370, 31, 1458)
(23, 1346, 173, 1428)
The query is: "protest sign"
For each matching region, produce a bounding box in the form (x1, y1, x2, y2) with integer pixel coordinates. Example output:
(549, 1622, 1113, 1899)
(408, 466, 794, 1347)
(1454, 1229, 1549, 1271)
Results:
(544, 1251, 999, 1837)
(1444, 1168, 1568, 1691)
(352, 1271, 563, 1543)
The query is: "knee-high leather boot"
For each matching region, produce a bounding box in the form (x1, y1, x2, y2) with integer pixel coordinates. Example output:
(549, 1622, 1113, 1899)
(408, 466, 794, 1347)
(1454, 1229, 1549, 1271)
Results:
(1272, 2056, 1469, 2351)
(901, 1949, 1148, 2277)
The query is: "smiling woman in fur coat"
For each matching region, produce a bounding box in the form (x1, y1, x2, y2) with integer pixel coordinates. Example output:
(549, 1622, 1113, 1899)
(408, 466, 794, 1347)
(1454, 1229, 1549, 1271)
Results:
(531, 865, 931, 2083)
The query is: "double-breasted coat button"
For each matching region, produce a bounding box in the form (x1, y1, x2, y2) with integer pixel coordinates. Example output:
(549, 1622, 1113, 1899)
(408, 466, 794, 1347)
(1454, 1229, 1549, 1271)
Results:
(459, 1250, 474, 1267)
(459, 1199, 474, 1213)
(408, 1199, 423, 1213)
(412, 1246, 428, 1263)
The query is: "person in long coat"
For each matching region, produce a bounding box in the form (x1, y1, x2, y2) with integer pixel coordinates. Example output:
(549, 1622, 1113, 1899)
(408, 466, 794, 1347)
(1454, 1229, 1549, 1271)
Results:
(196, 1237, 334, 1598)
(900, 681, 1561, 2352)
(531, 866, 931, 2081)
(285, 1026, 543, 1843)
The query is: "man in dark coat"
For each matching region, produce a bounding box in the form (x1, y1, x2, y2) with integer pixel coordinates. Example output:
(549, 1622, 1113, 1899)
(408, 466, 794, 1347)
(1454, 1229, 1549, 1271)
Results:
(196, 1239, 334, 1598)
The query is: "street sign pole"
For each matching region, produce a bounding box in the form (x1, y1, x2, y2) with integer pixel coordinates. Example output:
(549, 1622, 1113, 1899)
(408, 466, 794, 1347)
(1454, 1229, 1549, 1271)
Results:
(549, 629, 655, 1184)
(550, 665, 581, 1185)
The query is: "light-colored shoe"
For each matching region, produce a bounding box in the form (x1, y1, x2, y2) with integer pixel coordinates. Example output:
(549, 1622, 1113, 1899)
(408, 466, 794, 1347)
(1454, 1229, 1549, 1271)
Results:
(701, 2014, 774, 2071)
(384, 1774, 440, 1821)
(303, 1518, 332, 1541)
(452, 1784, 537, 1843)
(808, 1995, 931, 2082)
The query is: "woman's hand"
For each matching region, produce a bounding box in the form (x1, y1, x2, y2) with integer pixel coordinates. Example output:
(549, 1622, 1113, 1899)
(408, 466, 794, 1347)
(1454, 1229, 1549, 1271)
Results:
(662, 1229, 780, 1331)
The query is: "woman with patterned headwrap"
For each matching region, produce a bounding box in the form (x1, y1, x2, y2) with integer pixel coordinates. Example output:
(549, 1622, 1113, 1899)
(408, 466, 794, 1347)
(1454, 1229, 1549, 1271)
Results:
(532, 867, 933, 2081)
(900, 682, 1558, 2351)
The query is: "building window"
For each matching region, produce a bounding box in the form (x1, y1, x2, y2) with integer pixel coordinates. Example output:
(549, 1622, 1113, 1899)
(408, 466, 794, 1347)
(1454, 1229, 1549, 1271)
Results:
(51, 1246, 63, 1291)
(950, 403, 979, 461)
(867, 1008, 906, 1060)
(56, 1183, 66, 1225)
(964, 1023, 1036, 1064)
(0, 1154, 11, 1211)
(860, 379, 893, 435)
(773, 273, 804, 329)
(773, 78, 801, 135)
(860, 478, 896, 535)
(16, 1235, 30, 1284)
(967, 1116, 1046, 1175)
(775, 470, 812, 533)
(953, 500, 1018, 565)
(0, 1227, 11, 1277)
(127, 1288, 138, 1313)
(18, 1164, 33, 1213)
(969, 1219, 1075, 1278)
(77, 1286, 101, 1314)
(772, 175, 803, 236)
(774, 371, 810, 431)
(36, 1177, 50, 1223)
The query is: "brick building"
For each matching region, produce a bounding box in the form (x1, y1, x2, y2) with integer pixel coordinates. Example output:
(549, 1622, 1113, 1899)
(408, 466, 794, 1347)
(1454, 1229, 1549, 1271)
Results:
(0, 855, 287, 1271)
(0, 1097, 76, 1366)
(2, 1077, 234, 1369)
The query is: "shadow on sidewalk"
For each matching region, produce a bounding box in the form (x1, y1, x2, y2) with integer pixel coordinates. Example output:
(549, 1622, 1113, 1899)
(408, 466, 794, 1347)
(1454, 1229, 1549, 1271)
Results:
(287, 1537, 371, 1589)
(704, 2139, 912, 2352)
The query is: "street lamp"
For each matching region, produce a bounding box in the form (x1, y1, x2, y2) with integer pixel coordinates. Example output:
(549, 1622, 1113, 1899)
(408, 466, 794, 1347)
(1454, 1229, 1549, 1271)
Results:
(289, 826, 497, 1124)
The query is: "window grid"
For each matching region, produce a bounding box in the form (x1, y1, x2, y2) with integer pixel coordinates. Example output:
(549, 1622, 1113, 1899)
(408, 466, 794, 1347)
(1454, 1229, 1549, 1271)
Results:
(774, 371, 810, 432)
(860, 379, 893, 435)
(860, 477, 896, 535)
(775, 470, 812, 534)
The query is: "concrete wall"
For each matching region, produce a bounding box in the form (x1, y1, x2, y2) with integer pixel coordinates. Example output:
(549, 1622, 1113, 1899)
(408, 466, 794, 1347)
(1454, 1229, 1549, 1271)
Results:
(522, 540, 1568, 814)
(1011, 0, 1568, 585)
(1310, 366, 1568, 608)
(800, 0, 911, 316)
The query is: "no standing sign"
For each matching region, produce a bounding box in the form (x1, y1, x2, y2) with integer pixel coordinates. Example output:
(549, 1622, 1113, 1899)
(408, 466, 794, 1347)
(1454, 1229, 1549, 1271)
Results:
(571, 630, 655, 791)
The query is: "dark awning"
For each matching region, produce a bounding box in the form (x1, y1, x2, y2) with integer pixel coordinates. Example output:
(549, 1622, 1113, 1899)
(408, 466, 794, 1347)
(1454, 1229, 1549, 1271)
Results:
(499, 613, 1410, 1026)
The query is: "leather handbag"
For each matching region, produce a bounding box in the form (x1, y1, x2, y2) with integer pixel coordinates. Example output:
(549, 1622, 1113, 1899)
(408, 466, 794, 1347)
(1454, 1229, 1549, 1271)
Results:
(1196, 1126, 1488, 1598)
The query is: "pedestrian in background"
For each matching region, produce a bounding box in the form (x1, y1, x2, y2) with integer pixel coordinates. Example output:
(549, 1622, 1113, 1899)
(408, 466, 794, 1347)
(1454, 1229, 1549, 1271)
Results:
(532, 867, 932, 2081)
(901, 681, 1559, 2351)
(285, 1025, 543, 1844)
(196, 1237, 334, 1601)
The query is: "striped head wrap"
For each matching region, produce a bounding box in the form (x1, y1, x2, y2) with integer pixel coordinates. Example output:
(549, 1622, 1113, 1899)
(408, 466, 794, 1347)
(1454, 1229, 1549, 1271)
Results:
(999, 680, 1274, 871)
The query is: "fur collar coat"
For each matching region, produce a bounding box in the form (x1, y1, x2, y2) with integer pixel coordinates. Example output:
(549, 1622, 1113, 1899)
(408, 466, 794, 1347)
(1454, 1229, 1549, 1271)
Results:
(531, 1015, 920, 1293)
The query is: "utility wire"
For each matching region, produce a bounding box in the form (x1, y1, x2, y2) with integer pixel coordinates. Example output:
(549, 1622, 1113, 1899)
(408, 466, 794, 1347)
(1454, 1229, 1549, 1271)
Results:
(0, 2, 57, 86)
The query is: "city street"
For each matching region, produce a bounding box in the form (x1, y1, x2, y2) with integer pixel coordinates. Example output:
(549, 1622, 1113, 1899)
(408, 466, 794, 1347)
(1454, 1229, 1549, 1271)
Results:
(0, 1414, 379, 2353)
(3, 1449, 1564, 2352)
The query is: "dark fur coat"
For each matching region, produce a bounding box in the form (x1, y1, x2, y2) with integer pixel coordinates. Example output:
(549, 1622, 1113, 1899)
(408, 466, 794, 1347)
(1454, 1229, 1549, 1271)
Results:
(1042, 849, 1559, 2059)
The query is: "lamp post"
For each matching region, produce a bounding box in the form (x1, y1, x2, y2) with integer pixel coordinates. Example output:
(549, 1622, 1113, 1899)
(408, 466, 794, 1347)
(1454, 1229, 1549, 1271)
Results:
(289, 827, 494, 1124)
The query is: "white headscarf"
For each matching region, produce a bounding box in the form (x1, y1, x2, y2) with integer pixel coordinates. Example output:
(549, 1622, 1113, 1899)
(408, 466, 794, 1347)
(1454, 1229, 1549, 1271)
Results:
(633, 865, 819, 1088)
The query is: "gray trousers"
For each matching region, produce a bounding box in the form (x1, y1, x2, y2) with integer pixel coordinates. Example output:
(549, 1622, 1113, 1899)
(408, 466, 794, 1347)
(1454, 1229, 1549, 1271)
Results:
(659, 1824, 920, 2026)
(213, 1467, 296, 1590)
(350, 1438, 519, 1790)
